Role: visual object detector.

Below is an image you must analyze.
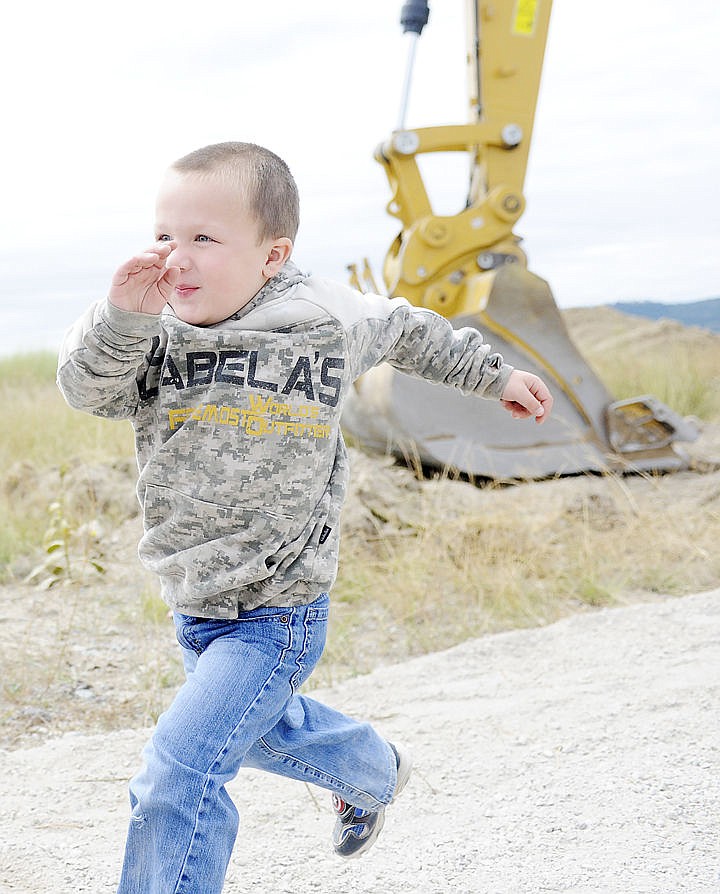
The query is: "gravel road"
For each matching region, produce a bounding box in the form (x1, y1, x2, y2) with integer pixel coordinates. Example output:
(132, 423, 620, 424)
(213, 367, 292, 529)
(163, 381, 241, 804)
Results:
(2, 588, 719, 894)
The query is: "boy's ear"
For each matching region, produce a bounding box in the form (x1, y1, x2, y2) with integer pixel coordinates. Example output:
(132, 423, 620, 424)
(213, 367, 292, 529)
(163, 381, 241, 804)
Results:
(262, 237, 293, 278)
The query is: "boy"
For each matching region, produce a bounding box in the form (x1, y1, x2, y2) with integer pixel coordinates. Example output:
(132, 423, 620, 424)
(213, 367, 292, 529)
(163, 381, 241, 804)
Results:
(57, 141, 553, 893)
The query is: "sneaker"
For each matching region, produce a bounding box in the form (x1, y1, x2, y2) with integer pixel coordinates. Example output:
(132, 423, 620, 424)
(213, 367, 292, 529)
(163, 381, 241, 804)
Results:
(331, 742, 413, 859)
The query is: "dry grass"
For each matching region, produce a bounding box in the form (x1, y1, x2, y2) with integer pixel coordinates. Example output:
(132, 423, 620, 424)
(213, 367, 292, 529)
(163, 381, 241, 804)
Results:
(0, 352, 135, 467)
(565, 306, 720, 419)
(0, 352, 135, 570)
(319, 464, 720, 683)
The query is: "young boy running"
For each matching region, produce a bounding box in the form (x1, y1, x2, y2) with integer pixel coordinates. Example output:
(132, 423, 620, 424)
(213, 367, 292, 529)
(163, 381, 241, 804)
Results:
(57, 141, 553, 893)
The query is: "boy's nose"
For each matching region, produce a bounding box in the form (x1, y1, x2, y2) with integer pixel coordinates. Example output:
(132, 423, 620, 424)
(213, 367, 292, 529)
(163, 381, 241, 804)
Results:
(165, 244, 191, 271)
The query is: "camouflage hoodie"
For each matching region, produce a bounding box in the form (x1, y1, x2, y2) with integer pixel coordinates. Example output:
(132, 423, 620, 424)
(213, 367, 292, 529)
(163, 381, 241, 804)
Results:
(57, 262, 513, 618)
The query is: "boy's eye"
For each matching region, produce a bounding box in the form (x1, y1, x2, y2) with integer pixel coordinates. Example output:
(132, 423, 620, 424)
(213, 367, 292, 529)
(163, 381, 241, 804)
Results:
(156, 234, 173, 242)
(195, 234, 215, 243)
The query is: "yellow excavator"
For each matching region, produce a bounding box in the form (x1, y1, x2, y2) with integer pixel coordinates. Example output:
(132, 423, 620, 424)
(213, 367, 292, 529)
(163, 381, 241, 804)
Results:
(342, 0, 697, 479)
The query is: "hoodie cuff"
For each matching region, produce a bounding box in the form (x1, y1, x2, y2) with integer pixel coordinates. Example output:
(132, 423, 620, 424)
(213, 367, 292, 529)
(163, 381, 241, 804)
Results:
(483, 362, 514, 400)
(101, 299, 163, 339)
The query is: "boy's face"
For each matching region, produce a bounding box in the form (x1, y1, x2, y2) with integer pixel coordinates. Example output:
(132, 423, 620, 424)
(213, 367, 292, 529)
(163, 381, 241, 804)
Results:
(155, 170, 291, 326)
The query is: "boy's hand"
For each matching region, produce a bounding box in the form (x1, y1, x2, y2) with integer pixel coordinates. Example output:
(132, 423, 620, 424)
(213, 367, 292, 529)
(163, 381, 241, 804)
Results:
(500, 369, 553, 424)
(108, 241, 179, 315)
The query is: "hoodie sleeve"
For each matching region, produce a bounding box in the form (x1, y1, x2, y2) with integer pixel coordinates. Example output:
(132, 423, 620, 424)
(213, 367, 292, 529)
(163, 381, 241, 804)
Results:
(345, 293, 514, 400)
(57, 299, 161, 419)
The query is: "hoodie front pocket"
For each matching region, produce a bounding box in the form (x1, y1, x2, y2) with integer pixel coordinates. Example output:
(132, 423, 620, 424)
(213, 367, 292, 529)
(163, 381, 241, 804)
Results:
(138, 482, 295, 595)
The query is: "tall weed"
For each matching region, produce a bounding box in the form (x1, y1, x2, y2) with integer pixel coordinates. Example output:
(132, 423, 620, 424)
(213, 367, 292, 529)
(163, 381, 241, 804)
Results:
(0, 352, 134, 575)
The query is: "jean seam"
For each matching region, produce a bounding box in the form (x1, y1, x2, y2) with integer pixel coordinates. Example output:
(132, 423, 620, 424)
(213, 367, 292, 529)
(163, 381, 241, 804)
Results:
(253, 737, 388, 810)
(173, 774, 213, 894)
(211, 624, 294, 777)
(288, 611, 312, 694)
(172, 622, 295, 890)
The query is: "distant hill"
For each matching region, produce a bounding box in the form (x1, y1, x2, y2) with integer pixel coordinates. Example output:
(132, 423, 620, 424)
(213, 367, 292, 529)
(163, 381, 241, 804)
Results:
(611, 297, 720, 333)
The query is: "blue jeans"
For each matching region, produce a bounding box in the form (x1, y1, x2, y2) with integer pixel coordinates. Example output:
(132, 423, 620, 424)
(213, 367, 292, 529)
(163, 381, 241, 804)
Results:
(117, 594, 396, 894)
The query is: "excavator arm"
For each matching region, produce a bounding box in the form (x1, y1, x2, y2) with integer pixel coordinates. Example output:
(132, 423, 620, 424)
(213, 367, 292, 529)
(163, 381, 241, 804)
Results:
(376, 0, 549, 314)
(342, 0, 697, 479)
(378, 0, 549, 314)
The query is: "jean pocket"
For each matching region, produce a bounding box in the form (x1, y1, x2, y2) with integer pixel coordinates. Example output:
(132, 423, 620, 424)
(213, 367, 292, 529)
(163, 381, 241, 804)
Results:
(306, 592, 330, 622)
(174, 613, 202, 653)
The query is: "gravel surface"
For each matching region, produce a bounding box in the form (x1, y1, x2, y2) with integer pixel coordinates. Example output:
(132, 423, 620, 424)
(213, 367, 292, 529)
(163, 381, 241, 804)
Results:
(2, 588, 719, 894)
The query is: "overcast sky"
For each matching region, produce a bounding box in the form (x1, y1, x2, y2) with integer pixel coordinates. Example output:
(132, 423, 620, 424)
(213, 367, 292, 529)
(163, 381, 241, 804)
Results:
(1, 0, 718, 354)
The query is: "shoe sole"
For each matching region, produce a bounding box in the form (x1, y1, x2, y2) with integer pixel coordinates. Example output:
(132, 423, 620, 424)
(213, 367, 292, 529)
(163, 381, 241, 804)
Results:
(391, 745, 413, 803)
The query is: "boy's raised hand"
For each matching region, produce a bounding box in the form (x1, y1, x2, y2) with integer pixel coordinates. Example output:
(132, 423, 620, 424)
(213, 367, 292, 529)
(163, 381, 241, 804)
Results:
(500, 369, 554, 424)
(108, 241, 179, 315)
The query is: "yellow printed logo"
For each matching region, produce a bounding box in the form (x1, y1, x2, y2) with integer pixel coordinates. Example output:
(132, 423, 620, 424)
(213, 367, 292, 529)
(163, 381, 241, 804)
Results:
(513, 0, 538, 35)
(168, 405, 241, 430)
(168, 394, 331, 439)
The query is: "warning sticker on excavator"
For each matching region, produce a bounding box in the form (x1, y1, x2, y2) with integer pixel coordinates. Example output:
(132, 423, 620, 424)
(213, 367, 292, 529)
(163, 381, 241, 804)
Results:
(513, 0, 538, 35)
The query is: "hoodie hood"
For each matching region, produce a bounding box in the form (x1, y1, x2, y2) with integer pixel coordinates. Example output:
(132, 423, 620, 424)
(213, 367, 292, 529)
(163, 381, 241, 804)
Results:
(229, 261, 308, 321)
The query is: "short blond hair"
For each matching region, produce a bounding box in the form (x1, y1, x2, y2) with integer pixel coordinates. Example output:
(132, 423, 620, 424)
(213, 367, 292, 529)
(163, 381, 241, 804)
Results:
(171, 142, 300, 242)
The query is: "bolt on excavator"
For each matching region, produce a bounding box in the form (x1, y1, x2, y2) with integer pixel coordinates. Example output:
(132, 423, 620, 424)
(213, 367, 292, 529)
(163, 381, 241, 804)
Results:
(342, 0, 697, 479)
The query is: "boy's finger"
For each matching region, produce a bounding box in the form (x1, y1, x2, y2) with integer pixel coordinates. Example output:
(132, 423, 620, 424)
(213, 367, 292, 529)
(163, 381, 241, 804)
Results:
(135, 249, 171, 269)
(534, 395, 553, 423)
(518, 386, 542, 415)
(153, 240, 176, 254)
(516, 389, 546, 423)
(526, 378, 553, 423)
(131, 243, 175, 265)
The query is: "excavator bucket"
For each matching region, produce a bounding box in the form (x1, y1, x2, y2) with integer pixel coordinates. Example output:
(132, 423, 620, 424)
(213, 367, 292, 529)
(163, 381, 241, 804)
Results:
(341, 264, 697, 479)
(341, 0, 697, 479)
